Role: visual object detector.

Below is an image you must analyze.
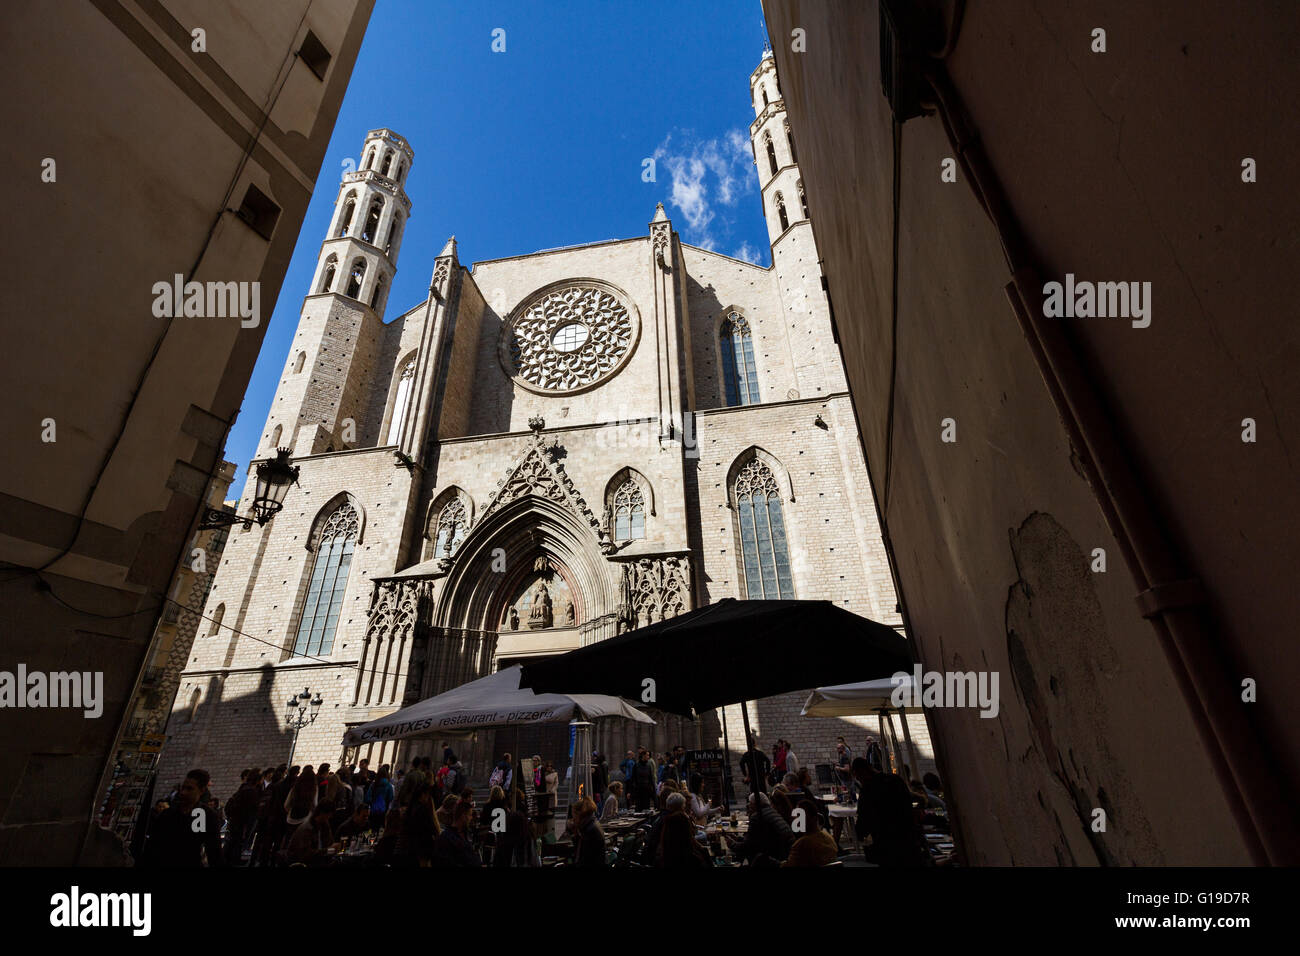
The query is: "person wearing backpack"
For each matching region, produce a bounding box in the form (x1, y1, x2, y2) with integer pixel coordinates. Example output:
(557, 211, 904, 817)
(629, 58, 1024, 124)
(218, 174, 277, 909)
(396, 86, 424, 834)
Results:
(366, 765, 394, 832)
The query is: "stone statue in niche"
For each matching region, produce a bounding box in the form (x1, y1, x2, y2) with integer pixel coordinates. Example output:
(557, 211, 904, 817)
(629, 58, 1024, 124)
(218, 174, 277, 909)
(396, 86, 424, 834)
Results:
(506, 607, 519, 631)
(528, 580, 553, 629)
(564, 599, 575, 626)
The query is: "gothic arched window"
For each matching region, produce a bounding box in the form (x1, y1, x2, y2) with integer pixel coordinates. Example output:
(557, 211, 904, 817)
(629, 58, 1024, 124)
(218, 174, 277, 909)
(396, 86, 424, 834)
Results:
(785, 121, 797, 164)
(733, 458, 794, 600)
(186, 687, 201, 723)
(381, 149, 393, 177)
(798, 181, 809, 221)
(292, 501, 359, 657)
(385, 357, 416, 445)
(370, 274, 386, 311)
(345, 258, 366, 299)
(294, 351, 306, 374)
(361, 197, 383, 244)
(336, 192, 357, 237)
(394, 160, 403, 182)
(318, 256, 337, 293)
(269, 424, 282, 448)
(764, 131, 777, 177)
(613, 480, 646, 541)
(720, 312, 760, 407)
(208, 603, 225, 637)
(761, 85, 769, 107)
(775, 192, 789, 232)
(363, 148, 374, 170)
(434, 497, 467, 557)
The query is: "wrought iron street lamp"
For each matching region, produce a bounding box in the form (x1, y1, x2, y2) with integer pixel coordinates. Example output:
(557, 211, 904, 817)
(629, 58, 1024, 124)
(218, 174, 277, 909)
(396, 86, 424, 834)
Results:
(199, 448, 300, 530)
(285, 687, 323, 766)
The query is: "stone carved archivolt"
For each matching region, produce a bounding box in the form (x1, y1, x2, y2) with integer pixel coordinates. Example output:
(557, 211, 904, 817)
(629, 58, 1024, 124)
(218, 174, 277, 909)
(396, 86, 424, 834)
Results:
(498, 281, 639, 394)
(619, 556, 691, 631)
(480, 432, 614, 554)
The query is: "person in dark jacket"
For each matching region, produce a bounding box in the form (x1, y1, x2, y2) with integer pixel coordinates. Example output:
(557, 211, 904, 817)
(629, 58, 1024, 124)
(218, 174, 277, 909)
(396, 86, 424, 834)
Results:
(138, 770, 224, 867)
(432, 798, 483, 867)
(571, 797, 606, 867)
(590, 753, 609, 806)
(658, 810, 710, 868)
(852, 758, 927, 868)
(489, 792, 537, 867)
(630, 751, 657, 811)
(726, 791, 794, 866)
(394, 783, 438, 867)
(739, 735, 771, 795)
(223, 768, 262, 865)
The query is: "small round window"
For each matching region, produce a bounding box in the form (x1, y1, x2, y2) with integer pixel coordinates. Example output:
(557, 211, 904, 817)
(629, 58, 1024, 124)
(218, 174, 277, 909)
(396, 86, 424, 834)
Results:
(551, 322, 589, 353)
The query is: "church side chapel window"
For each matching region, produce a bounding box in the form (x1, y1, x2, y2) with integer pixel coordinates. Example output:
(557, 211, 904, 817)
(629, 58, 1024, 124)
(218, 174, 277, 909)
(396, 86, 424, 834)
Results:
(775, 192, 789, 232)
(336, 194, 356, 237)
(345, 259, 366, 299)
(764, 131, 777, 177)
(734, 459, 794, 600)
(361, 197, 383, 244)
(720, 312, 760, 407)
(613, 479, 646, 541)
(434, 497, 467, 557)
(385, 357, 416, 445)
(292, 501, 359, 657)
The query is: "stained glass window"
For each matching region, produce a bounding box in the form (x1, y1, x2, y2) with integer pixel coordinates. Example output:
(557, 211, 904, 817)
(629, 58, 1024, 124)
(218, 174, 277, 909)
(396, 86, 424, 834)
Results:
(721, 312, 760, 407)
(292, 501, 358, 657)
(734, 459, 793, 599)
(613, 479, 646, 541)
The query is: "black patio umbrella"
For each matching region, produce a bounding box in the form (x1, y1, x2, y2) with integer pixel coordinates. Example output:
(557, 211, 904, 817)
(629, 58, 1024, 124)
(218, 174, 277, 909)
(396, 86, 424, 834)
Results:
(518, 598, 914, 793)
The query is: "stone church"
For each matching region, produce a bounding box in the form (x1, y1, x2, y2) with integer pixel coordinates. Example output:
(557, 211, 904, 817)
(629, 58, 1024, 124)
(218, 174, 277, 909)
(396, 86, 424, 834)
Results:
(158, 51, 925, 797)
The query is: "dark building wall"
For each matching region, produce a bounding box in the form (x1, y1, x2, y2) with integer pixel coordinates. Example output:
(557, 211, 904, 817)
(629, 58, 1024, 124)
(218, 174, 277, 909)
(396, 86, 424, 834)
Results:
(763, 0, 1298, 864)
(0, 0, 374, 864)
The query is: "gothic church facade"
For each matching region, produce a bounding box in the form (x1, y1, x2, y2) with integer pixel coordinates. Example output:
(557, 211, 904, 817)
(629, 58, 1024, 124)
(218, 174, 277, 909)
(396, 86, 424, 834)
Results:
(158, 52, 916, 795)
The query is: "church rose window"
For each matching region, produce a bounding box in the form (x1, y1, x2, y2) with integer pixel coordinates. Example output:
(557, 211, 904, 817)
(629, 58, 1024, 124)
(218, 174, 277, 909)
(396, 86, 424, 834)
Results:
(734, 458, 794, 600)
(498, 281, 639, 393)
(292, 501, 358, 657)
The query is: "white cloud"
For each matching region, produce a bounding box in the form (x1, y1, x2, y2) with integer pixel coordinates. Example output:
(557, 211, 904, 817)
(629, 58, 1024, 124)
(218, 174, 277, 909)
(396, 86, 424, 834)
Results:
(654, 129, 757, 251)
(732, 242, 761, 265)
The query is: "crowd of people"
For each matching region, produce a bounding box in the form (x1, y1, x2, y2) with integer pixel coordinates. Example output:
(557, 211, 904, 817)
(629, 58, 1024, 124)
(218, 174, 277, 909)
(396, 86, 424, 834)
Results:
(135, 733, 951, 869)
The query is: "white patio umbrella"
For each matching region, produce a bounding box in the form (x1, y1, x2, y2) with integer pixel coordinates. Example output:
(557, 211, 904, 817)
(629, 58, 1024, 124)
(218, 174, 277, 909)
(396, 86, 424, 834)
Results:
(342, 664, 654, 747)
(801, 676, 919, 777)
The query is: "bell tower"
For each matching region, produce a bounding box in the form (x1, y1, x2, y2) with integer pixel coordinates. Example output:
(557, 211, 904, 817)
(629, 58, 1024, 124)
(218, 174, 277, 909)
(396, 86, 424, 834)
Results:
(748, 52, 845, 396)
(259, 129, 414, 459)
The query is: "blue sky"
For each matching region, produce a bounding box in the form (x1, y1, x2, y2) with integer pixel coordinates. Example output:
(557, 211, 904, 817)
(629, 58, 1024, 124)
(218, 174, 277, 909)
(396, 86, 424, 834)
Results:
(228, 0, 773, 490)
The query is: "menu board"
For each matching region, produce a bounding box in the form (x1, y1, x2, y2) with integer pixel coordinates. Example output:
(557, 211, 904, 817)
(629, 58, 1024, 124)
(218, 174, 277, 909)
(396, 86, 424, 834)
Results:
(518, 758, 538, 817)
(685, 749, 728, 811)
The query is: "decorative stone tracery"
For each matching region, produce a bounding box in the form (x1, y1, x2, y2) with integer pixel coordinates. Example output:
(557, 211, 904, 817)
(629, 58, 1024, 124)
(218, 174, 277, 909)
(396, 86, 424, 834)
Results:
(498, 281, 638, 393)
(618, 556, 691, 631)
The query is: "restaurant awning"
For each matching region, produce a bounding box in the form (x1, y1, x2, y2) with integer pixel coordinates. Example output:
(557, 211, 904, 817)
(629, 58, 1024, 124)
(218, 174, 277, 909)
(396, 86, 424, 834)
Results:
(341, 664, 654, 747)
(518, 598, 914, 717)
